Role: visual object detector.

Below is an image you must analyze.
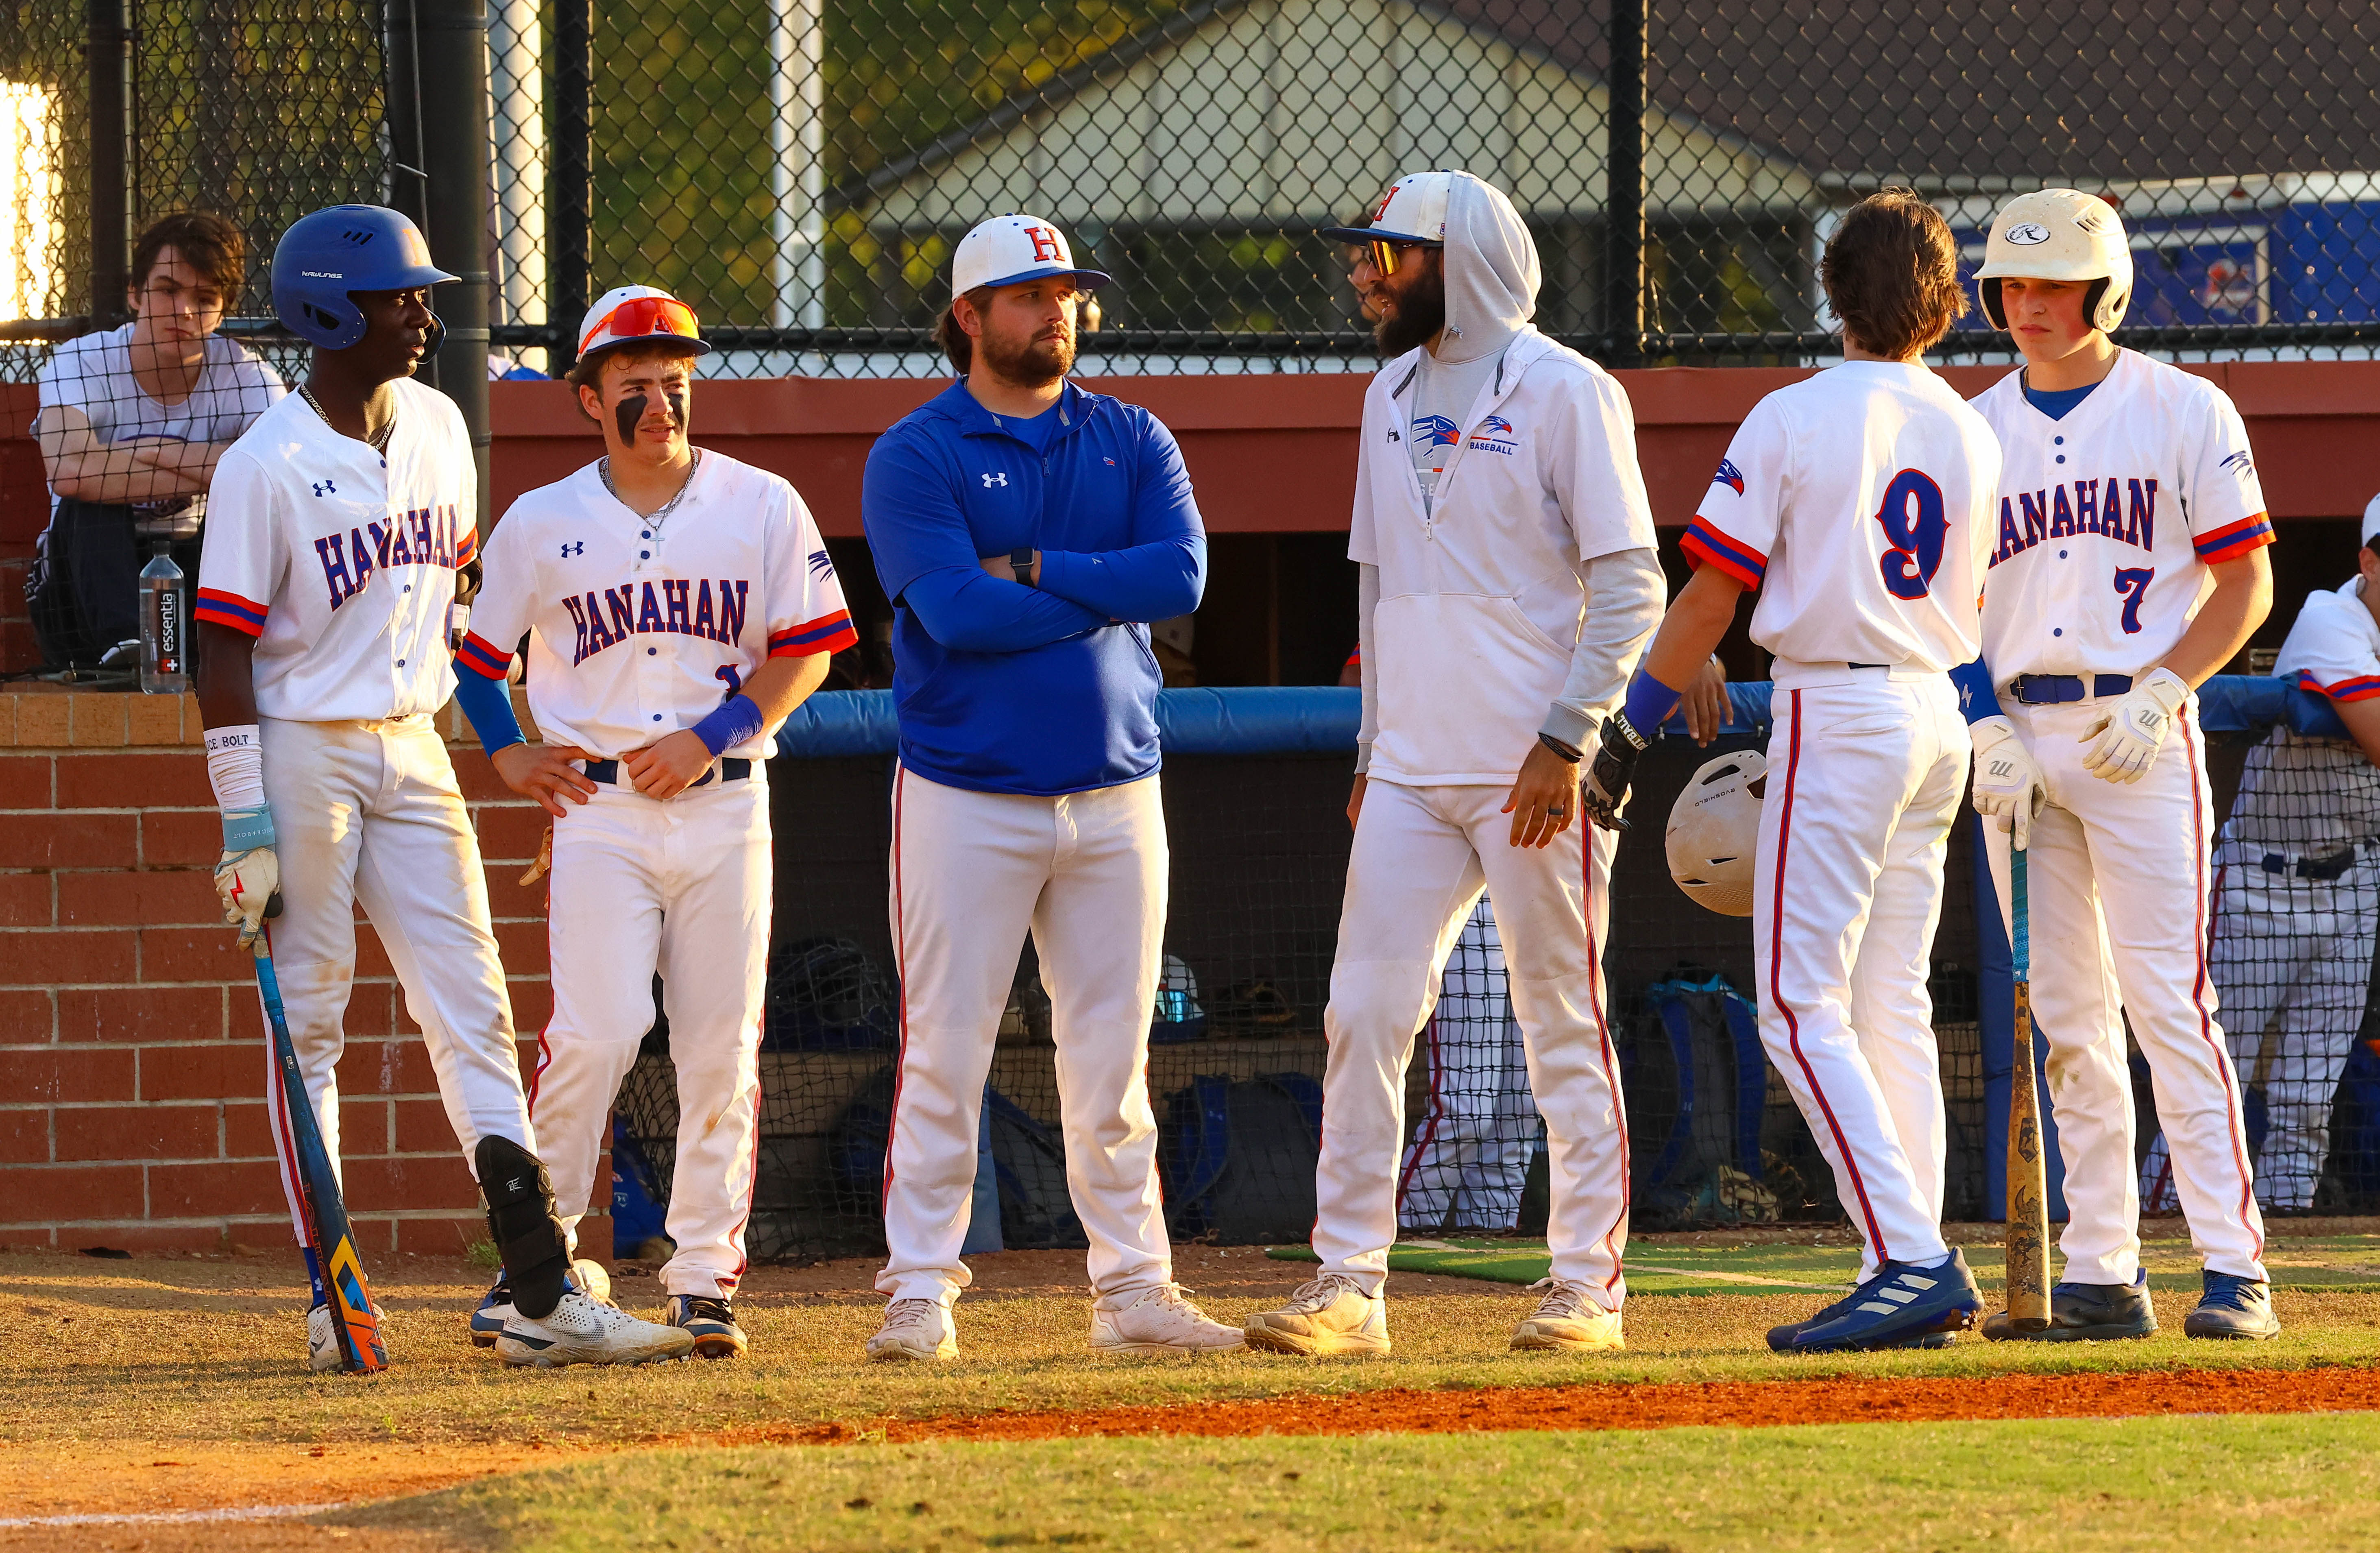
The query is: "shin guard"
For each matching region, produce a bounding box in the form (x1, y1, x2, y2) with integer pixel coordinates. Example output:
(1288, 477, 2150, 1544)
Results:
(476, 1135, 570, 1319)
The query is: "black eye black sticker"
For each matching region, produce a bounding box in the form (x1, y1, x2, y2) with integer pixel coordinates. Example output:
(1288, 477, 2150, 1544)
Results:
(615, 390, 647, 448)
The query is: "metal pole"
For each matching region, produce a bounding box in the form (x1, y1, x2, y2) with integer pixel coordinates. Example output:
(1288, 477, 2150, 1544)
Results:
(1603, 0, 1644, 366)
(770, 0, 824, 339)
(86, 0, 131, 327)
(488, 0, 547, 371)
(386, 0, 493, 528)
(551, 0, 592, 375)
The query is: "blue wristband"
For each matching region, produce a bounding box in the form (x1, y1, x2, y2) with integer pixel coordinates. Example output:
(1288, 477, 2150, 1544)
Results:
(453, 664, 527, 755)
(1621, 671, 1684, 737)
(692, 694, 765, 757)
(1947, 657, 2003, 725)
(222, 806, 276, 854)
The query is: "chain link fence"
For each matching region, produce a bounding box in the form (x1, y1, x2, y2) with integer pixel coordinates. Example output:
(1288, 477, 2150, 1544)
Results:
(5, 0, 2380, 377)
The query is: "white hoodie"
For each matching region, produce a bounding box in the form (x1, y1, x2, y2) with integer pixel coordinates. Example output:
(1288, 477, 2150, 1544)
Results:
(1352, 172, 1665, 786)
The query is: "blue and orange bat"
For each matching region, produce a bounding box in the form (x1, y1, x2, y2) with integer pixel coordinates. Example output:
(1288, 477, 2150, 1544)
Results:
(256, 940, 387, 1373)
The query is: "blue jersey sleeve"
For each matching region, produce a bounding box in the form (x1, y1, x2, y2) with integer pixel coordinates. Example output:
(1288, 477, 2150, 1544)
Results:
(1033, 410, 1207, 623)
(862, 420, 1107, 652)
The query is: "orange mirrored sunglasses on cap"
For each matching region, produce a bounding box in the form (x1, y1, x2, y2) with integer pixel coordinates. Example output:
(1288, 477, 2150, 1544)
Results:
(583, 295, 700, 351)
(1361, 240, 1440, 278)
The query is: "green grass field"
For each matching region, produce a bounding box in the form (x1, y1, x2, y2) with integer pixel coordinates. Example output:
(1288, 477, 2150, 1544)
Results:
(344, 1414, 2380, 1552)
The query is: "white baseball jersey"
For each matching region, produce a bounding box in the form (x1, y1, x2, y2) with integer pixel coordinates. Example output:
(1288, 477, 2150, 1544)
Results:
(1351, 330, 1657, 785)
(1685, 362, 1996, 674)
(197, 380, 477, 720)
(2221, 577, 2380, 857)
(461, 452, 855, 759)
(1973, 350, 2272, 681)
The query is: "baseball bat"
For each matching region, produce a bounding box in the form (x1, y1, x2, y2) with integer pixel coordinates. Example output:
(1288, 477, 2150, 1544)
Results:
(2004, 845, 2051, 1333)
(256, 939, 388, 1373)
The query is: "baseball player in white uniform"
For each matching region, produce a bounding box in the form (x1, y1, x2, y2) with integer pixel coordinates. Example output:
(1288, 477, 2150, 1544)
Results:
(1961, 190, 2278, 1342)
(196, 206, 684, 1370)
(1589, 188, 1998, 1353)
(452, 287, 853, 1361)
(2144, 499, 2380, 1217)
(1244, 170, 1661, 1357)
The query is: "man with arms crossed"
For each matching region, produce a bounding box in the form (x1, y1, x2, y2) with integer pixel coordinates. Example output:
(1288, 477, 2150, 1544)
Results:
(198, 207, 681, 1369)
(1244, 170, 1663, 1356)
(453, 286, 853, 1362)
(1962, 190, 2277, 1341)
(1586, 189, 1999, 1353)
(860, 215, 1238, 1361)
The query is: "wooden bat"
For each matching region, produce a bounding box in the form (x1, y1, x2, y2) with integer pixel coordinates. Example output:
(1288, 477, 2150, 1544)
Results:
(256, 940, 388, 1373)
(2005, 845, 2051, 1333)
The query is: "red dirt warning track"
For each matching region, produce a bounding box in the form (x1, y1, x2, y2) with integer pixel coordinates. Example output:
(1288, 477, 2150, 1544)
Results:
(767, 1365, 2380, 1445)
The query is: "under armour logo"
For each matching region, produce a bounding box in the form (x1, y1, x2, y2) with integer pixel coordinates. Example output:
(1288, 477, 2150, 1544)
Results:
(982, 472, 1008, 488)
(561, 541, 584, 558)
(310, 480, 336, 497)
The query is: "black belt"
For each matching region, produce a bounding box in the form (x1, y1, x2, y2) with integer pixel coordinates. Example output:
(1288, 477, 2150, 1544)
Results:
(2012, 673, 2134, 705)
(584, 757, 751, 787)
(2262, 845, 2359, 882)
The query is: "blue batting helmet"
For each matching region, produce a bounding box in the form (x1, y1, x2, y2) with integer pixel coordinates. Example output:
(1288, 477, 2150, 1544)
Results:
(271, 205, 457, 350)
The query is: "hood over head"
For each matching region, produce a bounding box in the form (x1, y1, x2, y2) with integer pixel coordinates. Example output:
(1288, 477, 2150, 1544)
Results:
(1436, 172, 1539, 364)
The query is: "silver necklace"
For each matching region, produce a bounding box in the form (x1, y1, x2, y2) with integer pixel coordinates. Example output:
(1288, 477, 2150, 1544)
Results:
(600, 448, 702, 531)
(299, 383, 394, 453)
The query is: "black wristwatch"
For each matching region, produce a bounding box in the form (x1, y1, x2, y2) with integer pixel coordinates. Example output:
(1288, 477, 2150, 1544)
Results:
(1011, 546, 1037, 587)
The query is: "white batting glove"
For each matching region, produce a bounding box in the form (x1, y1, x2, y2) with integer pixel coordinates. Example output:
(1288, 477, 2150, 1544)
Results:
(2078, 667, 2190, 785)
(214, 806, 282, 949)
(1969, 716, 2047, 851)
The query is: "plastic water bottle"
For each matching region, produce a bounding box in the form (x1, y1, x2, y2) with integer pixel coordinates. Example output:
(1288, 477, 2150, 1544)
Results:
(139, 543, 188, 694)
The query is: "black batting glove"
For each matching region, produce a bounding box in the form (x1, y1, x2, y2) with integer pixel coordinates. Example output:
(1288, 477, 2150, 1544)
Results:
(1582, 711, 1649, 831)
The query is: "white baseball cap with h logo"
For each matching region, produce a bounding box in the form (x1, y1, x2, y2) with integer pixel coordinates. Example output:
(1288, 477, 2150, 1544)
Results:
(950, 214, 1111, 297)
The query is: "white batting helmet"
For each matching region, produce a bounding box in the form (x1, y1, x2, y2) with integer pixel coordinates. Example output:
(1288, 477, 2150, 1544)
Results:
(1666, 750, 1767, 917)
(1974, 188, 2133, 333)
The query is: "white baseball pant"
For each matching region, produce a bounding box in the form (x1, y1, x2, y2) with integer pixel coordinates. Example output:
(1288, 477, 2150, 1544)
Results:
(1316, 778, 1626, 1306)
(876, 766, 1173, 1305)
(1397, 896, 1539, 1233)
(529, 773, 770, 1298)
(2206, 849, 2380, 1214)
(1756, 667, 1967, 1280)
(256, 715, 534, 1243)
(1983, 694, 2267, 1282)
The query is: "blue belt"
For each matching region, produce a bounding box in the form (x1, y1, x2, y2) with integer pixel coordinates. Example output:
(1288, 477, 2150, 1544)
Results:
(584, 757, 752, 787)
(2011, 673, 2134, 705)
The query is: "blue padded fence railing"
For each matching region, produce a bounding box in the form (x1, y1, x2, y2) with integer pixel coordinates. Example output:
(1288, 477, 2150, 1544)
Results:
(610, 680, 2380, 1263)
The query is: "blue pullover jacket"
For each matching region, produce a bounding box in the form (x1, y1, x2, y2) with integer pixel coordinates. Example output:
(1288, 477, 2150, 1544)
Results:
(861, 378, 1207, 794)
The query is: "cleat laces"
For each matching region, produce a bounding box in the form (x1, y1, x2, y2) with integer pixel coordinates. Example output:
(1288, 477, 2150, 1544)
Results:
(1284, 1273, 1367, 1313)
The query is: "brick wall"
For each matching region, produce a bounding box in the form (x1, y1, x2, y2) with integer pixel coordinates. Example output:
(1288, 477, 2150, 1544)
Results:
(0, 687, 599, 1256)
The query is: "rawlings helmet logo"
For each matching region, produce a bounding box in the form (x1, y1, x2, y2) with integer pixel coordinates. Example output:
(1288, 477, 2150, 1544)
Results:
(2005, 222, 2051, 246)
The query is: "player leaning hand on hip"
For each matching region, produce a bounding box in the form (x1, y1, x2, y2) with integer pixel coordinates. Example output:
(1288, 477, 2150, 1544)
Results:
(858, 214, 1237, 1363)
(1955, 190, 2278, 1344)
(195, 207, 679, 1371)
(1244, 171, 1663, 1360)
(452, 287, 853, 1363)
(1588, 190, 1999, 1355)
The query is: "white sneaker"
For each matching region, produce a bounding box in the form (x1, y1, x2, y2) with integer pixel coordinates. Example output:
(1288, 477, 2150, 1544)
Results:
(306, 1298, 389, 1372)
(1090, 1284, 1245, 1355)
(495, 1289, 693, 1368)
(1242, 1273, 1391, 1356)
(1510, 1277, 1625, 1352)
(867, 1297, 958, 1362)
(469, 1259, 612, 1348)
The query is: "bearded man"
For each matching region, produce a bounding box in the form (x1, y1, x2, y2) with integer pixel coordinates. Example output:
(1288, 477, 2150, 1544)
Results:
(856, 214, 1236, 1363)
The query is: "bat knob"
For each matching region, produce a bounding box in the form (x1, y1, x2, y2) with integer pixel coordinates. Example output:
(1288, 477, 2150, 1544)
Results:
(264, 891, 284, 920)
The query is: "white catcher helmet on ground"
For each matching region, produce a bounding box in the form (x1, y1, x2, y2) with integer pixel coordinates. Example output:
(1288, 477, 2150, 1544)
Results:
(1667, 750, 1767, 917)
(1974, 188, 2133, 333)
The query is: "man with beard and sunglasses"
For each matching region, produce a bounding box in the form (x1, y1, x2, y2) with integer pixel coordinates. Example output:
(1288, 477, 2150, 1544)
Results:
(857, 215, 1237, 1363)
(1244, 171, 1666, 1357)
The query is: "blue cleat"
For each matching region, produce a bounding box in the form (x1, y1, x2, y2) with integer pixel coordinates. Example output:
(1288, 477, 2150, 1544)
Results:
(1788, 1250, 1981, 1353)
(469, 1276, 512, 1348)
(2182, 1271, 2280, 1340)
(1983, 1269, 2156, 1342)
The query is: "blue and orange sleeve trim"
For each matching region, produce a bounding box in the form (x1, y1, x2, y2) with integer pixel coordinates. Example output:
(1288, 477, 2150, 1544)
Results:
(456, 529, 480, 568)
(195, 587, 268, 638)
(454, 629, 512, 680)
(2298, 668, 2380, 703)
(769, 609, 859, 657)
(1680, 517, 1767, 588)
(2193, 512, 2275, 564)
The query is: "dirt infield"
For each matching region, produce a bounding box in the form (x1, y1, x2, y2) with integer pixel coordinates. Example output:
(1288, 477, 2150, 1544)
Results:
(759, 1363, 2380, 1445)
